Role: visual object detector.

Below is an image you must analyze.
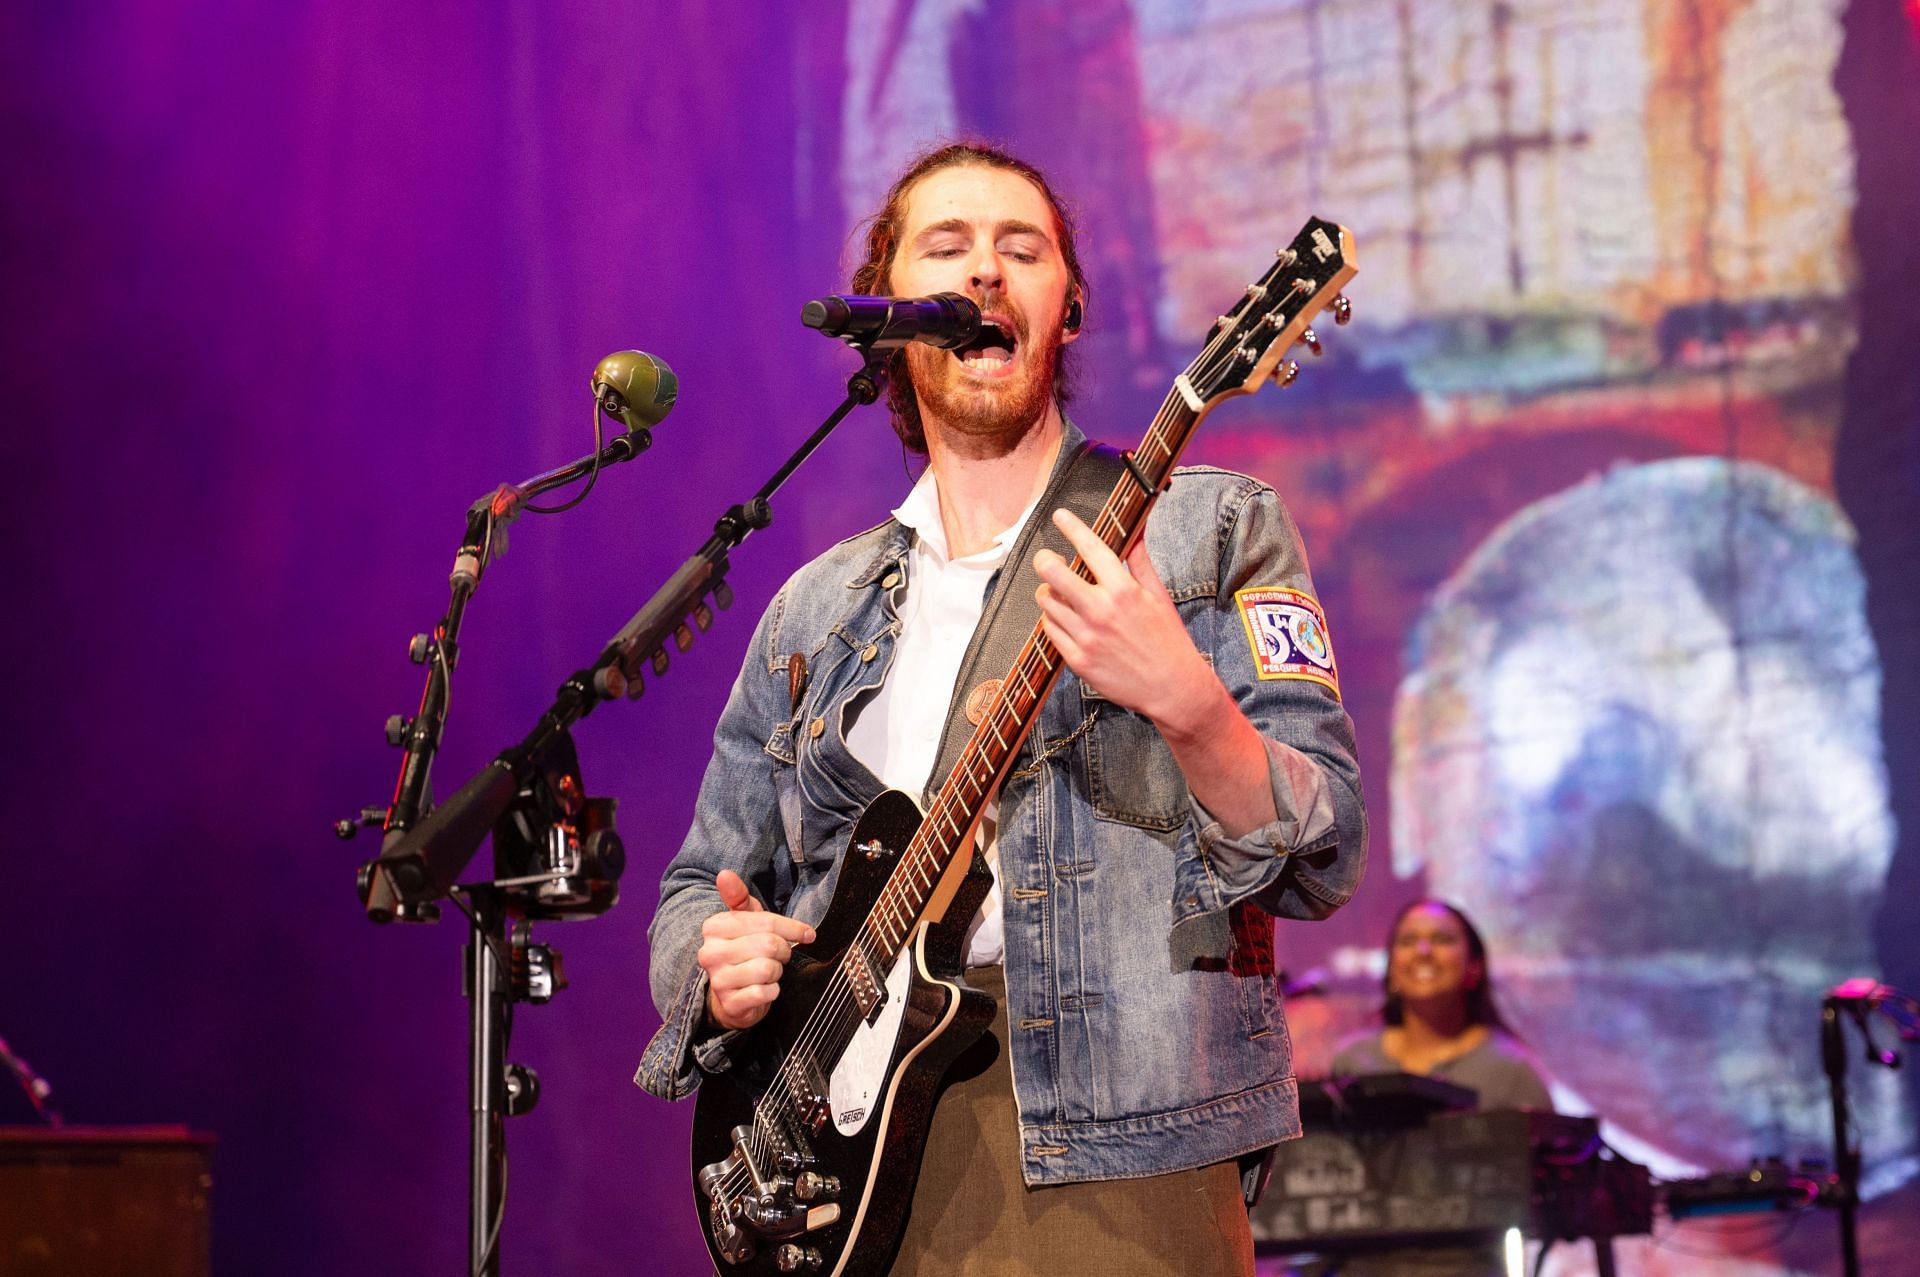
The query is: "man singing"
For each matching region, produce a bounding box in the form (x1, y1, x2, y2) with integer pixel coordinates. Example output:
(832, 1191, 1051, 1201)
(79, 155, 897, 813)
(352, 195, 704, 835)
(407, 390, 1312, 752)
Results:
(638, 141, 1366, 1276)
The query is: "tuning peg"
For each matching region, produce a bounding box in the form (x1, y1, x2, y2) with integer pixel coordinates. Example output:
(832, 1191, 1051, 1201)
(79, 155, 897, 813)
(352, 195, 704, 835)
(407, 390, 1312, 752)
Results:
(651, 647, 670, 676)
(1300, 327, 1322, 357)
(1278, 359, 1301, 387)
(1331, 294, 1352, 326)
(674, 622, 695, 652)
(693, 601, 714, 631)
(593, 665, 628, 699)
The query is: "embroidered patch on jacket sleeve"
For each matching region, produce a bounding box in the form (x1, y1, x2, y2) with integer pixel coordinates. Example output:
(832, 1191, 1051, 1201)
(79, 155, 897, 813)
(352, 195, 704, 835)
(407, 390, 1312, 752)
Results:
(1234, 586, 1340, 696)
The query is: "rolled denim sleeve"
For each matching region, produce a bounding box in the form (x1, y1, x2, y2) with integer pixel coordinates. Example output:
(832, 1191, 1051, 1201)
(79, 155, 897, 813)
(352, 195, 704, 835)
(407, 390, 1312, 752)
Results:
(1178, 479, 1367, 923)
(634, 588, 794, 1101)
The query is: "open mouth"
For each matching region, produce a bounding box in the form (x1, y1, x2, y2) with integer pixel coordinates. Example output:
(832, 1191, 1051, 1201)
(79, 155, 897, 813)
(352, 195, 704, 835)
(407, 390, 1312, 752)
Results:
(952, 317, 1018, 372)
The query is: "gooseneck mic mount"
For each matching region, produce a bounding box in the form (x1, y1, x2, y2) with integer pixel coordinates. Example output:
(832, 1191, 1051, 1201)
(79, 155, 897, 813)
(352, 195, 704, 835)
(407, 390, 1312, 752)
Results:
(340, 326, 894, 1276)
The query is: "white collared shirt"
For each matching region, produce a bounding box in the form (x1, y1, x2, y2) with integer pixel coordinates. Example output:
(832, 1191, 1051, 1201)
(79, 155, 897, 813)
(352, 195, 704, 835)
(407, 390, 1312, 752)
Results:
(846, 468, 1039, 966)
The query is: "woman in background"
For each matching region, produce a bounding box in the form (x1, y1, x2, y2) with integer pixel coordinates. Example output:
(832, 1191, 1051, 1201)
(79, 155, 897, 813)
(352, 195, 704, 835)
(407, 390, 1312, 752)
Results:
(1293, 901, 1552, 1276)
(1331, 898, 1551, 1111)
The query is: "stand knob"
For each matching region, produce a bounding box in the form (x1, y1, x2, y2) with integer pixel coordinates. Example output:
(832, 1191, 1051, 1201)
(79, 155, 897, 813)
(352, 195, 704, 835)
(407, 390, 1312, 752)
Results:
(592, 665, 628, 700)
(581, 828, 626, 882)
(505, 1062, 540, 1117)
(794, 1171, 840, 1202)
(408, 633, 432, 664)
(385, 714, 411, 747)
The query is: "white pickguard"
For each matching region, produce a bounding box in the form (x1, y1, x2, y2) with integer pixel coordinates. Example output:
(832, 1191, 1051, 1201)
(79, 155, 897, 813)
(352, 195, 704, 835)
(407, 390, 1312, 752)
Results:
(828, 944, 916, 1136)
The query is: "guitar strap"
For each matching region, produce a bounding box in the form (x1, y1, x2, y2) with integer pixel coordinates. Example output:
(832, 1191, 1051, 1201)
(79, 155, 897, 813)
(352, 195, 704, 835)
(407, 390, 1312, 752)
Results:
(922, 438, 1127, 813)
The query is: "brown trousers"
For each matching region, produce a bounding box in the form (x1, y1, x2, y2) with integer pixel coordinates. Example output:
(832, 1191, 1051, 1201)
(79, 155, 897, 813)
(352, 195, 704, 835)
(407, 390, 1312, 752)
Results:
(888, 965, 1255, 1277)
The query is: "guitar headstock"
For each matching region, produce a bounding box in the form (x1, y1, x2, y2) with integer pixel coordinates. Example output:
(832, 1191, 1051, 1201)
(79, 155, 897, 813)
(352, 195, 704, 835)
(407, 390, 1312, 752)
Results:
(1187, 217, 1357, 408)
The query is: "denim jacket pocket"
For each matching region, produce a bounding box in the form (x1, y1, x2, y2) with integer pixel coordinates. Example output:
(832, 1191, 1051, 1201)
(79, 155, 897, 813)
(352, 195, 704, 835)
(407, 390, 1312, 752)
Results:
(1078, 684, 1190, 833)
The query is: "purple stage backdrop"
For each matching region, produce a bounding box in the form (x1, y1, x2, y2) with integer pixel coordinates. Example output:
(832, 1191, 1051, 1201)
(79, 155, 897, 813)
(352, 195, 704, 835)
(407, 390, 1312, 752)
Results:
(4, 3, 1917, 1275)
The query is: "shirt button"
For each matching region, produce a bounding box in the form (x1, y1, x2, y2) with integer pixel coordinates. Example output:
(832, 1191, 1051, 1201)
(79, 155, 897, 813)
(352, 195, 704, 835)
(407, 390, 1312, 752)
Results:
(809, 717, 826, 738)
(880, 571, 901, 589)
(861, 644, 878, 662)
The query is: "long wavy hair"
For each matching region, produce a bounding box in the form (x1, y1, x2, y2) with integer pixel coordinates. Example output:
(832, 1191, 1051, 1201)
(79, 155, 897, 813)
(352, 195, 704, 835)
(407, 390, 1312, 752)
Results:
(849, 140, 1088, 454)
(1380, 899, 1511, 1032)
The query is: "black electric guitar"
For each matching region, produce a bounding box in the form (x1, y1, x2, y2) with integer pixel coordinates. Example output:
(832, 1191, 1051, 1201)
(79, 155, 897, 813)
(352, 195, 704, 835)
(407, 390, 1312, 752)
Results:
(689, 218, 1358, 1276)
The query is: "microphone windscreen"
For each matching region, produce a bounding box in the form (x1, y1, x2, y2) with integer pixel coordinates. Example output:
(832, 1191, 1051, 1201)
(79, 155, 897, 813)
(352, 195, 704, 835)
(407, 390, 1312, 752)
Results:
(592, 351, 678, 426)
(801, 297, 848, 332)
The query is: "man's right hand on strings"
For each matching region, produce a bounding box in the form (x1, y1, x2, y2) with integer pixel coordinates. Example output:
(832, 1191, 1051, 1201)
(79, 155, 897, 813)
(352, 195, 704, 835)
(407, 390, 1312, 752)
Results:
(699, 869, 816, 1031)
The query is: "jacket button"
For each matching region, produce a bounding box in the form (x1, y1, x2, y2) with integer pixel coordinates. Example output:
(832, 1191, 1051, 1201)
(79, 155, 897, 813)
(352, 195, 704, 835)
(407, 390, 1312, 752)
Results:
(880, 571, 901, 589)
(809, 717, 826, 738)
(860, 644, 878, 662)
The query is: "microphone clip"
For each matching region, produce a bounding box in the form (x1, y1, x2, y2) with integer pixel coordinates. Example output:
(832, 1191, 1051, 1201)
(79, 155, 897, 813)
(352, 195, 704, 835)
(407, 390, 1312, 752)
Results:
(595, 387, 656, 461)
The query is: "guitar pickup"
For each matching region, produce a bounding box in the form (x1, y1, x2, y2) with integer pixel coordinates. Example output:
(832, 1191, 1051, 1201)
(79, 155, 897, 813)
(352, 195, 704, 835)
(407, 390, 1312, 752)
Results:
(844, 942, 888, 1021)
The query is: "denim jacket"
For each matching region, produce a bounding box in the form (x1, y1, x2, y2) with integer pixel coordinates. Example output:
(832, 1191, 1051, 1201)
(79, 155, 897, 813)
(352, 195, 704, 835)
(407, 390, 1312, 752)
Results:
(636, 421, 1367, 1186)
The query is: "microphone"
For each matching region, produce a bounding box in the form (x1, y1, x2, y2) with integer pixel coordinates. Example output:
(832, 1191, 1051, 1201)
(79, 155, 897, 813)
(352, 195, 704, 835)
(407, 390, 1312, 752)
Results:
(802, 292, 981, 349)
(592, 351, 678, 431)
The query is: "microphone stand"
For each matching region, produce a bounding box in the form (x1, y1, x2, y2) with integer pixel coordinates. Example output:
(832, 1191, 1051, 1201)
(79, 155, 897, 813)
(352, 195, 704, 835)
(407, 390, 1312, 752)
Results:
(1820, 996, 1862, 1277)
(358, 344, 886, 913)
(339, 420, 659, 919)
(350, 345, 887, 1277)
(1819, 979, 1920, 1277)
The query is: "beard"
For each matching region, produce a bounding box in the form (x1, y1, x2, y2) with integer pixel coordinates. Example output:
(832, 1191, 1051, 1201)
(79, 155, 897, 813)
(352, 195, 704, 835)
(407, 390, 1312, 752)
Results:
(902, 298, 1063, 452)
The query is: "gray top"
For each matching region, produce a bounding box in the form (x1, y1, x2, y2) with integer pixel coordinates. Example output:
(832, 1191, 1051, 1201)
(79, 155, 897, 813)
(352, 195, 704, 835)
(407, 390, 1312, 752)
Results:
(1329, 1029, 1553, 1112)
